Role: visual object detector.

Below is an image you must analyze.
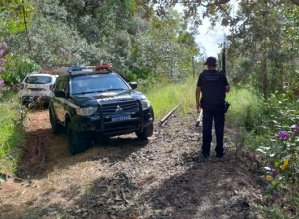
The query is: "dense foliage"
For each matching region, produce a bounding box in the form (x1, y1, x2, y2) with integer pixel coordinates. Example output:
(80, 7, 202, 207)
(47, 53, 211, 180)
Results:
(0, 0, 199, 86)
(253, 92, 299, 217)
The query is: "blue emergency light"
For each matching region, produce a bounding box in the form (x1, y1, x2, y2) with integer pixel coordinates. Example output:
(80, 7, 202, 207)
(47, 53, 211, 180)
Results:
(68, 66, 87, 71)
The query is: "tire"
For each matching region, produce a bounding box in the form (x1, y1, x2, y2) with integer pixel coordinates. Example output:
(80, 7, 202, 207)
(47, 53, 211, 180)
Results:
(42, 102, 49, 109)
(136, 123, 154, 140)
(49, 107, 62, 134)
(67, 121, 90, 155)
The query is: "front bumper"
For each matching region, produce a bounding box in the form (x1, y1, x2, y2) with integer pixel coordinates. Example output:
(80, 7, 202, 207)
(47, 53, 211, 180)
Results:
(72, 106, 154, 138)
(21, 96, 51, 104)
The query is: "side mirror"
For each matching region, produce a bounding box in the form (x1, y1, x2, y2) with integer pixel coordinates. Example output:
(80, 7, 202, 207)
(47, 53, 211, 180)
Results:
(54, 89, 66, 98)
(129, 82, 137, 90)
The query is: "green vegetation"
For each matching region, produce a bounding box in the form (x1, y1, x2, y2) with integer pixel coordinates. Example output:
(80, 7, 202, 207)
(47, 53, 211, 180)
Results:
(253, 93, 299, 218)
(225, 88, 262, 129)
(226, 88, 299, 217)
(144, 75, 196, 120)
(0, 91, 26, 174)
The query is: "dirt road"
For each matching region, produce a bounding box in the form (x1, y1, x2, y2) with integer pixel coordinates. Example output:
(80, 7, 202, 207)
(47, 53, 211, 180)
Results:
(0, 108, 266, 219)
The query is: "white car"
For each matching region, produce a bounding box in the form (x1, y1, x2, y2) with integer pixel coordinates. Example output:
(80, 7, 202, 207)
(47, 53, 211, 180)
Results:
(19, 72, 57, 107)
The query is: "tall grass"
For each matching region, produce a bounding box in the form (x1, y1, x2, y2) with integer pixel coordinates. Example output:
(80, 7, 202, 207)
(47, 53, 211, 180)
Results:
(225, 88, 266, 150)
(143, 75, 262, 129)
(143, 76, 265, 152)
(0, 91, 26, 175)
(143, 76, 198, 121)
(225, 87, 262, 128)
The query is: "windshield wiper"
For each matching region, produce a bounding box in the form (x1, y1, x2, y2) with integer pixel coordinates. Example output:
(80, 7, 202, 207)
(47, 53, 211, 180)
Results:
(73, 88, 126, 95)
(73, 90, 108, 95)
(72, 91, 92, 95)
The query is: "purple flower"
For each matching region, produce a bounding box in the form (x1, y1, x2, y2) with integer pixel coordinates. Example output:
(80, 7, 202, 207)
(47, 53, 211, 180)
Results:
(268, 164, 276, 177)
(0, 49, 4, 56)
(291, 125, 299, 132)
(273, 190, 281, 199)
(278, 130, 289, 140)
(0, 58, 6, 64)
(268, 164, 274, 171)
(1, 42, 7, 48)
(0, 79, 4, 87)
(0, 67, 3, 72)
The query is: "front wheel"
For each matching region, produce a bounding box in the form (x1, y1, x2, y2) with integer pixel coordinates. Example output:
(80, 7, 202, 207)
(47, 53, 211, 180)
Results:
(136, 123, 154, 140)
(49, 107, 62, 134)
(67, 121, 90, 155)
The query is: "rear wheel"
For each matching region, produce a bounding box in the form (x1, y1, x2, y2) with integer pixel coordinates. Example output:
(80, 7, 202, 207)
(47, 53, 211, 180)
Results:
(136, 123, 154, 140)
(49, 107, 62, 134)
(67, 121, 90, 155)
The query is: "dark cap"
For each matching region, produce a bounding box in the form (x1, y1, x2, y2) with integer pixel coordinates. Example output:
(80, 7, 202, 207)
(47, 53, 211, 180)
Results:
(204, 57, 217, 66)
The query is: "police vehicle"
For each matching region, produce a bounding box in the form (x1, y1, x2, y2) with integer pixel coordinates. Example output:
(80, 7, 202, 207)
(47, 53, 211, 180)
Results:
(49, 64, 154, 154)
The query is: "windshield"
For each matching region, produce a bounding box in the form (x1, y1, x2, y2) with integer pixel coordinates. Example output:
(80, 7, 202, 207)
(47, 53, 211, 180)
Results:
(25, 76, 53, 84)
(71, 74, 129, 95)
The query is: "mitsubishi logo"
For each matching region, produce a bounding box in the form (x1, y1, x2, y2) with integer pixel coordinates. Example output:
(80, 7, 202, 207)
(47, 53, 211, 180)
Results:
(115, 105, 123, 112)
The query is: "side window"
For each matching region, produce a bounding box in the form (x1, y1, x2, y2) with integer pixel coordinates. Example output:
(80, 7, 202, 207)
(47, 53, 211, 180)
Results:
(55, 78, 64, 90)
(64, 79, 69, 95)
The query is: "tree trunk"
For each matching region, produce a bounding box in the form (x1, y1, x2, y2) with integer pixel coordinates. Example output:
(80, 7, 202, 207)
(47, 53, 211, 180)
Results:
(262, 56, 268, 99)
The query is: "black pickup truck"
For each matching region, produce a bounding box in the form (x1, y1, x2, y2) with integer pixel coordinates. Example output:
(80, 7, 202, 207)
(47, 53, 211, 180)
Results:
(49, 65, 154, 154)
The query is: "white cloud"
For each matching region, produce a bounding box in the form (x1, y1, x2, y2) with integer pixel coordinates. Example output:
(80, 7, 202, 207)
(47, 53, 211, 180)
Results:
(196, 18, 228, 58)
(174, 4, 231, 58)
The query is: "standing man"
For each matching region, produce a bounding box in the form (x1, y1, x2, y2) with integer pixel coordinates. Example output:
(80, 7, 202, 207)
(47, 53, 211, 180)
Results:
(195, 56, 230, 158)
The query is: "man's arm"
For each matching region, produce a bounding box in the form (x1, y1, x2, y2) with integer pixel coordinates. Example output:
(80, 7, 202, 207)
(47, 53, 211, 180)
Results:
(195, 86, 201, 111)
(225, 85, 230, 92)
(223, 75, 230, 92)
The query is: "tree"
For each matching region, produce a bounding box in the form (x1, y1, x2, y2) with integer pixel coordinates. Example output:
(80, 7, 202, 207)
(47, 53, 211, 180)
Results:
(2, 0, 199, 81)
(224, 1, 299, 97)
(151, 0, 299, 21)
(131, 9, 198, 80)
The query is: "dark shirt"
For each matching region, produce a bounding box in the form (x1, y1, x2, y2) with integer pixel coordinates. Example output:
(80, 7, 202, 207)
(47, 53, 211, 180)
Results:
(197, 70, 229, 87)
(197, 70, 229, 102)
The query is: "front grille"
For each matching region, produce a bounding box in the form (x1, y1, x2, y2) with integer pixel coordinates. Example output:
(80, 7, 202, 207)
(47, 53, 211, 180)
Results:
(101, 101, 139, 115)
(96, 100, 143, 136)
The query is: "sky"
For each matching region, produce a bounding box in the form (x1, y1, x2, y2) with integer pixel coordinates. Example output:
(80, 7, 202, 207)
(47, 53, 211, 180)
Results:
(174, 4, 231, 58)
(195, 19, 228, 58)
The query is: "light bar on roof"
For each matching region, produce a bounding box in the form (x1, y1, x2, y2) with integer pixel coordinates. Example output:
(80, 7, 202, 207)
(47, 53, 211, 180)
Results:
(95, 63, 112, 70)
(68, 66, 87, 71)
(68, 64, 112, 72)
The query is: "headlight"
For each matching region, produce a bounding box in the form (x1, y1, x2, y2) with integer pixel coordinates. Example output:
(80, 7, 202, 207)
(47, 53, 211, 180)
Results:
(76, 106, 98, 116)
(141, 99, 151, 109)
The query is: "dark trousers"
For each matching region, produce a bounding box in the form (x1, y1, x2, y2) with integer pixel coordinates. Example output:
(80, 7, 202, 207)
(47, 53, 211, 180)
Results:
(202, 104, 225, 156)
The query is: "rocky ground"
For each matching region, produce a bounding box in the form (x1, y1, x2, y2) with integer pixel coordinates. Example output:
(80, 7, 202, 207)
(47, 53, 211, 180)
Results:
(0, 107, 267, 219)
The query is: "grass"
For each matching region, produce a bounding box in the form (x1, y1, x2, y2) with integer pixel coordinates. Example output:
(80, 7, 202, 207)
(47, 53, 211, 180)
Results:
(225, 87, 262, 128)
(143, 75, 262, 129)
(144, 76, 197, 121)
(0, 90, 26, 175)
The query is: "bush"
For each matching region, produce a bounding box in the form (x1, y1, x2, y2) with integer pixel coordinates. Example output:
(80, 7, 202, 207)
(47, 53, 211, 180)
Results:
(255, 92, 299, 217)
(2, 54, 40, 86)
(0, 90, 26, 175)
